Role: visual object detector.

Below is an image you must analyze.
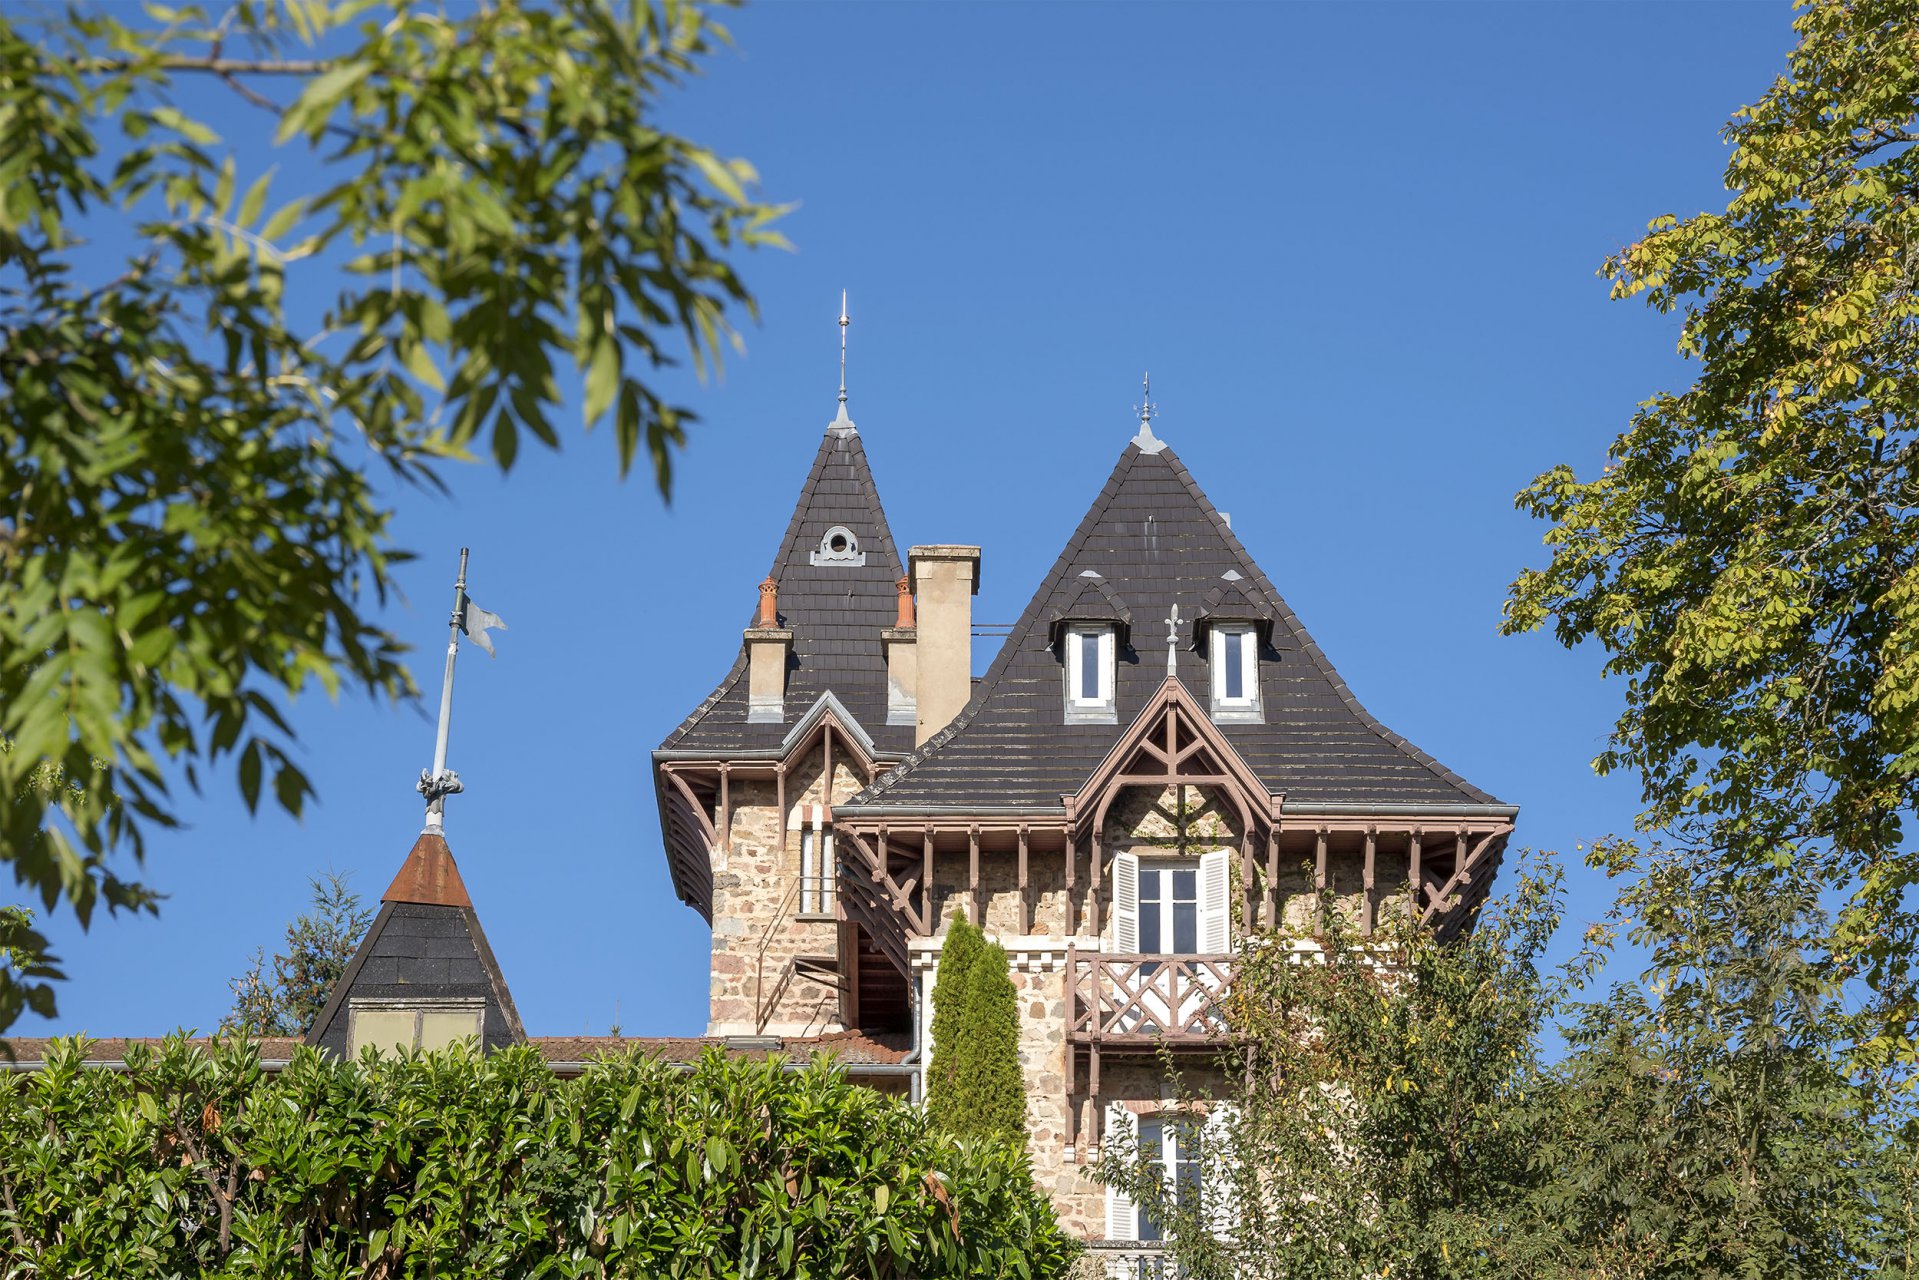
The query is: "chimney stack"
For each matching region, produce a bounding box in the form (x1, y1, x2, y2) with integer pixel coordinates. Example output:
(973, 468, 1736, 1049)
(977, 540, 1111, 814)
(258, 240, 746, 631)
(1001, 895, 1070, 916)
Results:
(909, 545, 980, 745)
(745, 576, 793, 724)
(882, 575, 917, 727)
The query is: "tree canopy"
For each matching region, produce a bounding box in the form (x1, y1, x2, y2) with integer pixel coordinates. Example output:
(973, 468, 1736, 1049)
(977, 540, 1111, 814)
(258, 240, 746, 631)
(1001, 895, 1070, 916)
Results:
(0, 0, 784, 1027)
(1503, 0, 1919, 1055)
(222, 870, 370, 1037)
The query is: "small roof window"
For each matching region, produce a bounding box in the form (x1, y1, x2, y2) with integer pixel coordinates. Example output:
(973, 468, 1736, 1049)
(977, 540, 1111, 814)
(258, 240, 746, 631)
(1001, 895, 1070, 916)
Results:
(810, 524, 866, 566)
(1064, 622, 1118, 724)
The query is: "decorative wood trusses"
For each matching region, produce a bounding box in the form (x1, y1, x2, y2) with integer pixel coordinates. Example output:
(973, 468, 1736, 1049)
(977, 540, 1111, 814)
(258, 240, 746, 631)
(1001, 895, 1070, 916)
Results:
(1065, 675, 1281, 841)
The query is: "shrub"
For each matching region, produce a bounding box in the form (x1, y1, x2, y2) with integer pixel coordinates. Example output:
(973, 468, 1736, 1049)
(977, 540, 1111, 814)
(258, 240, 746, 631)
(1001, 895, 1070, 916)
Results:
(0, 1035, 1078, 1278)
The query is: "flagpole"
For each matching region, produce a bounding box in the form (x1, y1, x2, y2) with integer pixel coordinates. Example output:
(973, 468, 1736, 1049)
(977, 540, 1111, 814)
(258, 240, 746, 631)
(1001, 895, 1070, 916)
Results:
(420, 548, 469, 832)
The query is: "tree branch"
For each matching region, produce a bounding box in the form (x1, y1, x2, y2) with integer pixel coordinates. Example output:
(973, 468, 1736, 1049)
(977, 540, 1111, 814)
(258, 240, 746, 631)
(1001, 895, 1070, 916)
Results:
(75, 55, 334, 75)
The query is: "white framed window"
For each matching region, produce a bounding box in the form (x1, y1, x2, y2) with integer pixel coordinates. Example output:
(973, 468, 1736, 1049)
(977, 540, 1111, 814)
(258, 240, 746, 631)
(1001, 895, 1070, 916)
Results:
(1208, 623, 1261, 720)
(1112, 849, 1233, 955)
(1102, 1105, 1205, 1243)
(1064, 623, 1116, 722)
(348, 997, 484, 1056)
(798, 803, 835, 917)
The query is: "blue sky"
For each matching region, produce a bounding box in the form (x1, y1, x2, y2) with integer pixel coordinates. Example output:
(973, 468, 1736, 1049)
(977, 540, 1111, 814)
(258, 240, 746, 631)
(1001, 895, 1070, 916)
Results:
(27, 1, 1800, 1040)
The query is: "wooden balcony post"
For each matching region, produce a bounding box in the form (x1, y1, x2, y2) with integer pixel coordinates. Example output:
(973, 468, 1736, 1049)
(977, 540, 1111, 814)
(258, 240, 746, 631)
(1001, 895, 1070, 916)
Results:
(1264, 825, 1279, 928)
(1409, 830, 1423, 923)
(968, 825, 981, 927)
(1089, 832, 1103, 938)
(922, 831, 934, 928)
(1239, 830, 1254, 933)
(1017, 826, 1030, 935)
(1361, 827, 1377, 936)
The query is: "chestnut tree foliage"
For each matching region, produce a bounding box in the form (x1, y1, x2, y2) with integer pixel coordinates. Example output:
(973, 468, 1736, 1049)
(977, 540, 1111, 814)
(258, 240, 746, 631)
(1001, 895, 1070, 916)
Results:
(0, 1039, 1079, 1277)
(1501, 0, 1919, 1055)
(0, 0, 785, 1027)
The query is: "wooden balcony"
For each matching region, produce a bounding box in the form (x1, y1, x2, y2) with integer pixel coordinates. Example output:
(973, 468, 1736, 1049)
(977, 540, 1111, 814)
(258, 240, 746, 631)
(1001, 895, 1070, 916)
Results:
(1066, 949, 1236, 1046)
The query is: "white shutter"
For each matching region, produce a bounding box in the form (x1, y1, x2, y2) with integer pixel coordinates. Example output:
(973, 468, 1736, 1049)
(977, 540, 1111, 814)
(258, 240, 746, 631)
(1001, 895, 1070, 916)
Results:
(1197, 850, 1231, 953)
(1201, 1101, 1241, 1240)
(1112, 849, 1140, 953)
(1103, 1101, 1138, 1241)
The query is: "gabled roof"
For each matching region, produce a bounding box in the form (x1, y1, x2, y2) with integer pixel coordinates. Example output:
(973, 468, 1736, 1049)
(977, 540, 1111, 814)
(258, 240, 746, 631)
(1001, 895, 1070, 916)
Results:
(307, 831, 525, 1054)
(842, 437, 1506, 816)
(658, 419, 913, 759)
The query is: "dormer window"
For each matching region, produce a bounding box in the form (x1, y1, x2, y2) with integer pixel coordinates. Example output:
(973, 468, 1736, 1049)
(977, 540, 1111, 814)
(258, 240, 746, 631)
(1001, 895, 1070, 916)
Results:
(1208, 623, 1262, 722)
(810, 524, 865, 566)
(1064, 623, 1117, 723)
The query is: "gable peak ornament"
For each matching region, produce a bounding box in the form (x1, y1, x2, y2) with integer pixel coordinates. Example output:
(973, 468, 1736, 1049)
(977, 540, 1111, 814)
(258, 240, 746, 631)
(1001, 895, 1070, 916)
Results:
(1131, 371, 1166, 453)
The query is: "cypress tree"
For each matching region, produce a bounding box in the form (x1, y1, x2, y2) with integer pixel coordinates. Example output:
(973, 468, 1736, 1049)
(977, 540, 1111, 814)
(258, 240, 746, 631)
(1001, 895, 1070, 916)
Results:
(925, 912, 1028, 1148)
(962, 937, 1027, 1145)
(925, 911, 984, 1134)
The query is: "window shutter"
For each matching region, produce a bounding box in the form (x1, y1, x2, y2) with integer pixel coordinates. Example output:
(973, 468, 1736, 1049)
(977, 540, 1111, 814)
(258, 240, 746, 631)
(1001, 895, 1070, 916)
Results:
(1104, 1101, 1138, 1240)
(1112, 849, 1140, 953)
(1197, 850, 1231, 953)
(1201, 1101, 1241, 1240)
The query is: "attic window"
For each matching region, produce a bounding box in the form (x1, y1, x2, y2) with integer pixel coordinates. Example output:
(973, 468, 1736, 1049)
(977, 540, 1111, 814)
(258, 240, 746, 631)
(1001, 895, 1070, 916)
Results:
(1208, 624, 1262, 723)
(1064, 623, 1117, 723)
(810, 525, 866, 567)
(348, 997, 484, 1056)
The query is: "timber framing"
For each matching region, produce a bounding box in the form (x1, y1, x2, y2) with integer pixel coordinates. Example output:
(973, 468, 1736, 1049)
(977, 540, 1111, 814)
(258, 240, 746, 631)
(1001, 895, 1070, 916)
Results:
(833, 671, 1515, 980)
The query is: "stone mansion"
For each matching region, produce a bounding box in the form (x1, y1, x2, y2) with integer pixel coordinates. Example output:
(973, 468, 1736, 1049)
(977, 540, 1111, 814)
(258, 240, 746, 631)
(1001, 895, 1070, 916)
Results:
(648, 385, 1516, 1243)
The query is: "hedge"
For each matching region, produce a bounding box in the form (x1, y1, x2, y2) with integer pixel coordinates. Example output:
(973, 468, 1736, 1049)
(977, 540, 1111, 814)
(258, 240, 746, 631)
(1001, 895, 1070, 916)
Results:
(0, 1036, 1078, 1278)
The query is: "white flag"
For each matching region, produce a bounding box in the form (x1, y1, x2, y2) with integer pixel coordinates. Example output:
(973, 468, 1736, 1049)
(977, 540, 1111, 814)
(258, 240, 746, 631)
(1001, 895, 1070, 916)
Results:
(458, 592, 508, 657)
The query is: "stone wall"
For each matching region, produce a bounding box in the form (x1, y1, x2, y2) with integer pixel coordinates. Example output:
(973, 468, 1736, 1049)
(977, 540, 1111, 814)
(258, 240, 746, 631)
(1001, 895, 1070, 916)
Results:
(707, 746, 870, 1037)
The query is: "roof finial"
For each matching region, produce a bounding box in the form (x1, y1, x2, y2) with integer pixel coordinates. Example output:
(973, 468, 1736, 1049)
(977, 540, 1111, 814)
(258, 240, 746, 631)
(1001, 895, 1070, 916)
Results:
(1165, 602, 1181, 678)
(1132, 370, 1166, 453)
(828, 291, 856, 434)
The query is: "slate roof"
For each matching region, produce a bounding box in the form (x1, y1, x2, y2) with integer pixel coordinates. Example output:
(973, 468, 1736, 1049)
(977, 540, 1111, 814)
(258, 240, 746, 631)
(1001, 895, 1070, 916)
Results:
(842, 431, 1507, 815)
(659, 418, 914, 758)
(307, 831, 526, 1055)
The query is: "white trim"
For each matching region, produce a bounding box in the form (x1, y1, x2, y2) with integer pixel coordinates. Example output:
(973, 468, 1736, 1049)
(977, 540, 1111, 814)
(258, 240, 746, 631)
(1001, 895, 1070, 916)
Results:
(1065, 623, 1117, 723)
(1208, 623, 1262, 720)
(1104, 1101, 1139, 1240)
(1111, 850, 1140, 952)
(1197, 850, 1232, 954)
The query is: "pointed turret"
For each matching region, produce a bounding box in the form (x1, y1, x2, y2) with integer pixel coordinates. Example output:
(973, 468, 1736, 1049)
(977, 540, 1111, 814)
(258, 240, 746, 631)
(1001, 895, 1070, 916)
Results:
(306, 829, 525, 1055)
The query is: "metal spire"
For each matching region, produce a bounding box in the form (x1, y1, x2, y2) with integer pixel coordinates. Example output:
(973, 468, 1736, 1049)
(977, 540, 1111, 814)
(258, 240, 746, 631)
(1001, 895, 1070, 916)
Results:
(1132, 370, 1166, 453)
(828, 291, 857, 434)
(417, 548, 507, 833)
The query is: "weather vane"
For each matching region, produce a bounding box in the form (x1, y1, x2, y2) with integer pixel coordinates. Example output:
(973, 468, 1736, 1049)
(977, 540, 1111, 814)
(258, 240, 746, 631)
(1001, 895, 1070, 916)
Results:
(1135, 371, 1157, 427)
(416, 548, 508, 833)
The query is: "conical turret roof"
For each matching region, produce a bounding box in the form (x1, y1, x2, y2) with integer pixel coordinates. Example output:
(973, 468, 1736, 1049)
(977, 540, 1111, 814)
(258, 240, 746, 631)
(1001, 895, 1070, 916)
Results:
(306, 831, 525, 1053)
(659, 418, 913, 756)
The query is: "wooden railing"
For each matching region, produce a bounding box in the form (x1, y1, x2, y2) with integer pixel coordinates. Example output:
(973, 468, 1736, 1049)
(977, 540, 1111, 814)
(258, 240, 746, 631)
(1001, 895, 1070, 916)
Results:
(1067, 949, 1236, 1044)
(1084, 1242, 1177, 1278)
